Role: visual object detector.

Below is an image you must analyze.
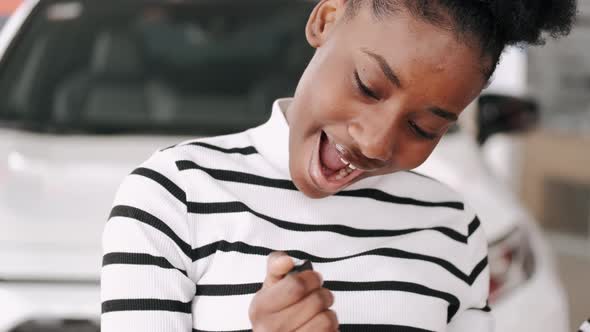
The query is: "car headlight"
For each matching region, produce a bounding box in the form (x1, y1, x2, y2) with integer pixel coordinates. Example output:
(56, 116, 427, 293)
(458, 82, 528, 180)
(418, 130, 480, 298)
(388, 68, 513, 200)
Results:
(10, 319, 99, 332)
(488, 225, 535, 304)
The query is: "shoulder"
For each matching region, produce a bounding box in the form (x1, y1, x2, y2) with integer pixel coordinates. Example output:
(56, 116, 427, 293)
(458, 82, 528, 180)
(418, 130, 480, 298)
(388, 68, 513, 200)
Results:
(152, 128, 284, 183)
(112, 147, 189, 219)
(369, 170, 484, 243)
(406, 170, 468, 201)
(389, 173, 490, 311)
(160, 130, 259, 162)
(375, 170, 470, 214)
(368, 171, 491, 318)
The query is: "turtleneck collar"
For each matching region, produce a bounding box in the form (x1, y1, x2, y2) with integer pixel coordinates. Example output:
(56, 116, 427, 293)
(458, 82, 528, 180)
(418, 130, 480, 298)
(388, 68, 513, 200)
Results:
(248, 98, 293, 178)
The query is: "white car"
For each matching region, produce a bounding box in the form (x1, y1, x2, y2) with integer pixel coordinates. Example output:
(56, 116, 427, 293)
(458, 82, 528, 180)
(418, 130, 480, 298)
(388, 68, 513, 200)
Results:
(415, 94, 569, 332)
(0, 0, 568, 331)
(0, 0, 313, 330)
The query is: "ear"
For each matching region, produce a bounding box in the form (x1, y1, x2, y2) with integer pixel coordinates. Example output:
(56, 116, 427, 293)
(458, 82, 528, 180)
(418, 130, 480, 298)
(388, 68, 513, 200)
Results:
(305, 0, 347, 48)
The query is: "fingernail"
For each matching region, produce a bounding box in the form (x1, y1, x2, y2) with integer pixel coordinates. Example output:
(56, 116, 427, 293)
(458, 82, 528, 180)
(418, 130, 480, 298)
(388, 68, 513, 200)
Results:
(318, 272, 324, 286)
(272, 253, 288, 265)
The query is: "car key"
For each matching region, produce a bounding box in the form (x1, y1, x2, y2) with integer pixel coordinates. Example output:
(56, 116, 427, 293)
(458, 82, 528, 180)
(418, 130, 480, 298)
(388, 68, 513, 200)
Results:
(287, 259, 313, 275)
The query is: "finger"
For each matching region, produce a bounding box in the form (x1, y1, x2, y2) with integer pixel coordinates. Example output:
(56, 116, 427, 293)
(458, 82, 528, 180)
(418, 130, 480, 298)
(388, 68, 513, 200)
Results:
(274, 288, 334, 331)
(263, 252, 295, 289)
(295, 309, 339, 332)
(257, 270, 324, 313)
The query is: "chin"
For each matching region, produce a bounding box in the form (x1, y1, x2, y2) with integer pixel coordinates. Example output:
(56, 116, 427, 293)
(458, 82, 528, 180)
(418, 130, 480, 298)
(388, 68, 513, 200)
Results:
(290, 166, 332, 199)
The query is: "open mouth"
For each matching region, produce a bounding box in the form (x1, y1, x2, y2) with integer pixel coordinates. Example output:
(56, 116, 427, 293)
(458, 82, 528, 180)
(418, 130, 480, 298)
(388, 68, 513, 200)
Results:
(308, 131, 365, 192)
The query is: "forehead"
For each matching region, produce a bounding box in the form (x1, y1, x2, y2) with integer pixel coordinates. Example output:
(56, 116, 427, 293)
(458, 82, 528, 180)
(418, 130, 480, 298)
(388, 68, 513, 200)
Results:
(340, 6, 487, 109)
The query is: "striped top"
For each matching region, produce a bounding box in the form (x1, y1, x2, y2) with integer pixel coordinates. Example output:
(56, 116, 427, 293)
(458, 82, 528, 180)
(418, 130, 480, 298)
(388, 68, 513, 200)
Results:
(101, 99, 493, 332)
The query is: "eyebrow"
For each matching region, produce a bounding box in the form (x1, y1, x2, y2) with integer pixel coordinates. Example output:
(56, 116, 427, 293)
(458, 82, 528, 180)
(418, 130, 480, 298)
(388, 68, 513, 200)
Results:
(429, 107, 458, 122)
(362, 48, 403, 88)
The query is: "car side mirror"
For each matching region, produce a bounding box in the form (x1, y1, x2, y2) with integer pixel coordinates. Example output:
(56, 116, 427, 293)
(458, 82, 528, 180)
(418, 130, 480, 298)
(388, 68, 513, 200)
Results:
(477, 94, 539, 145)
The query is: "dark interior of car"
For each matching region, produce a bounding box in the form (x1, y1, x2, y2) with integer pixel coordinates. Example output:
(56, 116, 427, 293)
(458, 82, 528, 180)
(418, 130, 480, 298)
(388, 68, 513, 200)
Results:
(0, 0, 315, 135)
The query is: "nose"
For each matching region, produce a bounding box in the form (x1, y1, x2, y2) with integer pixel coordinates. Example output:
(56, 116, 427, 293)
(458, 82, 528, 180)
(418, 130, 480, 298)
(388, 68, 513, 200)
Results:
(348, 115, 396, 162)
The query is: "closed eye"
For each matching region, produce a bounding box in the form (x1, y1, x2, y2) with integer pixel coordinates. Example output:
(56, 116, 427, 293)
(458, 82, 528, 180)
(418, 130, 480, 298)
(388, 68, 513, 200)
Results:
(409, 120, 437, 140)
(354, 70, 380, 100)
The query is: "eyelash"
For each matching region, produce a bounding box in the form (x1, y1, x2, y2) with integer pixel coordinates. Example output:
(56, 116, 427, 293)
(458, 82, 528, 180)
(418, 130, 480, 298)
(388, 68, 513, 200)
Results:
(409, 120, 437, 140)
(354, 70, 380, 100)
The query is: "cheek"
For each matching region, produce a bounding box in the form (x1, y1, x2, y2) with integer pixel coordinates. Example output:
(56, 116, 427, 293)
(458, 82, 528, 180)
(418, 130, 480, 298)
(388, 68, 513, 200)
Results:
(394, 139, 439, 170)
(305, 57, 355, 114)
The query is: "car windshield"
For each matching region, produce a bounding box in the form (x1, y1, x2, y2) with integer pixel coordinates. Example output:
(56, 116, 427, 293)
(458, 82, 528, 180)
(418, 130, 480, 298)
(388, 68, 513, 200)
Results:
(0, 0, 314, 135)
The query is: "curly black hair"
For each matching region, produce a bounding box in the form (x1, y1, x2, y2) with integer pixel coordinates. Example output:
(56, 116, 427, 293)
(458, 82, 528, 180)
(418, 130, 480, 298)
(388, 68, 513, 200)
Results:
(345, 0, 578, 77)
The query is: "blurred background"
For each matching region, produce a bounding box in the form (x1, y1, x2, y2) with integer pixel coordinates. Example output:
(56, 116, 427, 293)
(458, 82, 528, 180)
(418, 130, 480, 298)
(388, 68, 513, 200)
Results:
(0, 0, 587, 331)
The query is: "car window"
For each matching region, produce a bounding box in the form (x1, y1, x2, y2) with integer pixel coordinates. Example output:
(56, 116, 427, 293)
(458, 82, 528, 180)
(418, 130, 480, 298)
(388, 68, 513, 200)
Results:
(0, 0, 315, 135)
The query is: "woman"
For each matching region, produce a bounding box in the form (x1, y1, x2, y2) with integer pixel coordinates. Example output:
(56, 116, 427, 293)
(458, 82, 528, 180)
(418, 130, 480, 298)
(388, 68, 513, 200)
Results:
(101, 0, 576, 331)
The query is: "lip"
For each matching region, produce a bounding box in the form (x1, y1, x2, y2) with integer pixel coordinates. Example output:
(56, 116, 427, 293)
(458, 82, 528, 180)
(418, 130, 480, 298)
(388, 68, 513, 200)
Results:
(308, 131, 365, 193)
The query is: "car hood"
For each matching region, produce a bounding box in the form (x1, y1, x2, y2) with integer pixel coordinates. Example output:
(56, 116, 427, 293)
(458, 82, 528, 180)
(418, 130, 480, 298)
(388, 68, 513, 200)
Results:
(414, 132, 528, 241)
(0, 244, 102, 281)
(0, 129, 191, 277)
(0, 280, 99, 331)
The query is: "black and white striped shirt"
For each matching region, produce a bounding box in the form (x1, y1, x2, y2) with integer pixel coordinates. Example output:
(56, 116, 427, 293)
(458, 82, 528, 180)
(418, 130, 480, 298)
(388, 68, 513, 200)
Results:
(101, 99, 493, 332)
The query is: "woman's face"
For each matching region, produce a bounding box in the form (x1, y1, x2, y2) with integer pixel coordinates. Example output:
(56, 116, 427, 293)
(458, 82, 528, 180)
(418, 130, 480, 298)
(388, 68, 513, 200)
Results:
(286, 0, 489, 198)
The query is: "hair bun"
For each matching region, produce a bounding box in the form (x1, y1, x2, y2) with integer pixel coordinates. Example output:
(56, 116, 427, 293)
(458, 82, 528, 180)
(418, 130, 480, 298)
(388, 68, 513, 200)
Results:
(480, 0, 577, 45)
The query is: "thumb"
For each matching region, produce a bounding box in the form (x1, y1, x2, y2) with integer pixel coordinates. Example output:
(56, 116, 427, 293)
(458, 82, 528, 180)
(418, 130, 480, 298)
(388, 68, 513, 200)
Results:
(262, 251, 294, 289)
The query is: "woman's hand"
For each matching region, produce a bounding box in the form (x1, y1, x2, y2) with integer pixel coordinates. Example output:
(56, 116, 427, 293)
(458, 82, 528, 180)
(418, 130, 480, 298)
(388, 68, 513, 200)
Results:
(249, 252, 339, 332)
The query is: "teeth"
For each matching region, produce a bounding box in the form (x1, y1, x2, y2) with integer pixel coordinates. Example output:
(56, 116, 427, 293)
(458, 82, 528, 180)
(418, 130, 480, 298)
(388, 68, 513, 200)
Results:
(333, 143, 360, 179)
(333, 164, 356, 181)
(339, 168, 348, 177)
